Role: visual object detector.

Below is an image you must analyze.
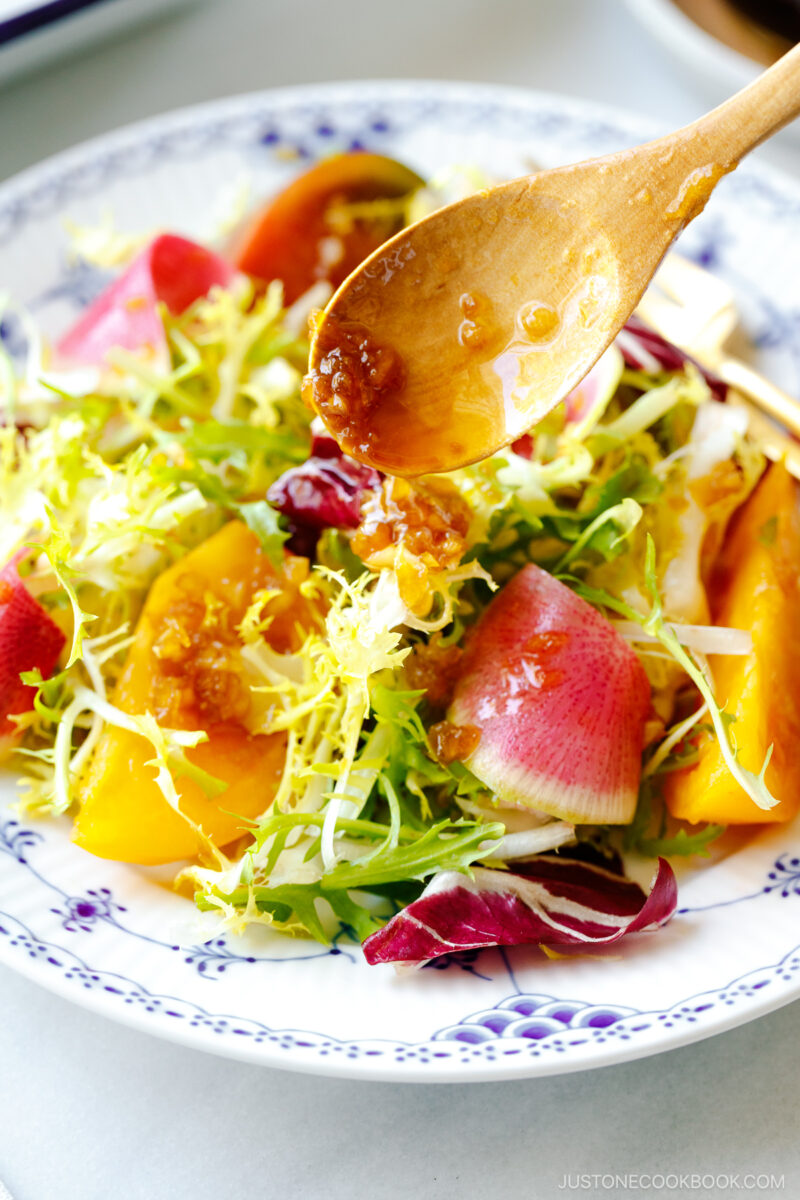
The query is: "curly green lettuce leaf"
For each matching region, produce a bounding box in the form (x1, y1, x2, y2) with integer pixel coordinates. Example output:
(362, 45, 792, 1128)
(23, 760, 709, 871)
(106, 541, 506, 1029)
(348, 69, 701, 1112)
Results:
(237, 500, 289, 570)
(195, 811, 503, 942)
(624, 777, 724, 858)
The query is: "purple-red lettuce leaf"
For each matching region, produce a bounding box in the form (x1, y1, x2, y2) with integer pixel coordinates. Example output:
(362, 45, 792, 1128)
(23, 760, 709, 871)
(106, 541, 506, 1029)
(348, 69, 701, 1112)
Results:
(362, 854, 677, 967)
(618, 315, 727, 402)
(267, 425, 381, 554)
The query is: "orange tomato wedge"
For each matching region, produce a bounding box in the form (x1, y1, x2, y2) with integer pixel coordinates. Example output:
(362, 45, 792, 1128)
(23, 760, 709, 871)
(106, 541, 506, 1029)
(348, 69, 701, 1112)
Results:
(230, 152, 424, 304)
(665, 463, 800, 825)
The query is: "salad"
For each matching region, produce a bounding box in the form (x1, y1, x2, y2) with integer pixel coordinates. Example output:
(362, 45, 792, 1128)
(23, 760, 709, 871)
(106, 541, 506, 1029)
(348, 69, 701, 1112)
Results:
(1, 150, 798, 970)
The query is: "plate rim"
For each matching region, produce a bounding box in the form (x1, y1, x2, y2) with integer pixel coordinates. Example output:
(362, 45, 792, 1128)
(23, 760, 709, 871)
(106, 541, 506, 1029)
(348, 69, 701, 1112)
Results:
(2, 76, 798, 242)
(4, 905, 800, 1082)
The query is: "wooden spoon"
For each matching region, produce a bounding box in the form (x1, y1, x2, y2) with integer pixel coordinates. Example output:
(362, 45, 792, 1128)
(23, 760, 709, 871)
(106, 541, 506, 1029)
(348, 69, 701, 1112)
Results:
(305, 44, 800, 475)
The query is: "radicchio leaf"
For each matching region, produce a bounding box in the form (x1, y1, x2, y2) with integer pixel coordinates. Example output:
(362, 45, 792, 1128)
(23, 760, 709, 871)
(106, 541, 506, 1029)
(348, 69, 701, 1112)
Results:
(618, 315, 727, 402)
(510, 432, 535, 459)
(267, 421, 381, 554)
(308, 417, 344, 460)
(362, 854, 677, 967)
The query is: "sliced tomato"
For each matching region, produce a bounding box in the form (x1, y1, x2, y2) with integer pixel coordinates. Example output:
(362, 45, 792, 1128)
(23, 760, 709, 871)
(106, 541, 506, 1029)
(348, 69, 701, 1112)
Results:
(230, 152, 424, 305)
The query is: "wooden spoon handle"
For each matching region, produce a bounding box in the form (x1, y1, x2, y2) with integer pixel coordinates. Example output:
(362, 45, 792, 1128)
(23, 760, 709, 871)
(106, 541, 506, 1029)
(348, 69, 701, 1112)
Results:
(669, 42, 800, 168)
(608, 42, 800, 242)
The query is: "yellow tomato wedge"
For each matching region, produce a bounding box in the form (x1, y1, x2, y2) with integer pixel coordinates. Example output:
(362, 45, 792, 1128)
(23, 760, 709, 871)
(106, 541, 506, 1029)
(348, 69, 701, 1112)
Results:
(73, 521, 317, 865)
(666, 463, 800, 825)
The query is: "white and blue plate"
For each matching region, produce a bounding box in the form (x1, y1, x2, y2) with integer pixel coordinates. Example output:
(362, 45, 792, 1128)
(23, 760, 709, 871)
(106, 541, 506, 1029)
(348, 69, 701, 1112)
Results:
(1, 81, 800, 1081)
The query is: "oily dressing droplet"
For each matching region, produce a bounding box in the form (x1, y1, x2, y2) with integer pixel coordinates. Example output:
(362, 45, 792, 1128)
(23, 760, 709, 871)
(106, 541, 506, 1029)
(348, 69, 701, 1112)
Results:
(429, 720, 481, 764)
(519, 301, 560, 343)
(665, 163, 732, 223)
(458, 291, 496, 348)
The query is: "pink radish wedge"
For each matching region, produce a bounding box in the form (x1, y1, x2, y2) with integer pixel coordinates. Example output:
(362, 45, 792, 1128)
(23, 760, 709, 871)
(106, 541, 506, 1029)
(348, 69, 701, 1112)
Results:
(0, 555, 65, 755)
(448, 565, 651, 824)
(56, 234, 235, 369)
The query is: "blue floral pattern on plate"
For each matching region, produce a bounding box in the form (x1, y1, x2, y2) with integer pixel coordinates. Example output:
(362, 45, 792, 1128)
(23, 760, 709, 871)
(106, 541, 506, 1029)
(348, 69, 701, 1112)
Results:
(1, 818, 350, 976)
(1, 903, 798, 1073)
(3, 798, 800, 1074)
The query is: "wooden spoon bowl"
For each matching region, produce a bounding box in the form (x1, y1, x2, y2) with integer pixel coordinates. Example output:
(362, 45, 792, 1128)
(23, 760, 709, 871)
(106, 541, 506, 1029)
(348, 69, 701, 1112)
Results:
(306, 44, 800, 475)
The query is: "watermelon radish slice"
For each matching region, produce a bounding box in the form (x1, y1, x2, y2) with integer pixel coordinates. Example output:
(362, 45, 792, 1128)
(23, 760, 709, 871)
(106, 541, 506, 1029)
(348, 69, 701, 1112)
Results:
(0, 554, 65, 751)
(56, 234, 235, 369)
(448, 564, 651, 824)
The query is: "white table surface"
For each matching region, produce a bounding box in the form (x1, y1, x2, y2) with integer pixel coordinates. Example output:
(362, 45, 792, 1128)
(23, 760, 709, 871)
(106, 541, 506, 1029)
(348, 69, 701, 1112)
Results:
(2, 2, 800, 1197)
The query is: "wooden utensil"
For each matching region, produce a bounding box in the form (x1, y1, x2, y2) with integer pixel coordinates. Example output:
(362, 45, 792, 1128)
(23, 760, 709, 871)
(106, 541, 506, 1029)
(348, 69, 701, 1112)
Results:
(306, 44, 800, 475)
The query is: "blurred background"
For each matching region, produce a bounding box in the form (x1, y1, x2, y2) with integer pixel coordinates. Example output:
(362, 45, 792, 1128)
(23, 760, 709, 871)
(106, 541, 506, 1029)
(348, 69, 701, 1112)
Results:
(1, 0, 799, 184)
